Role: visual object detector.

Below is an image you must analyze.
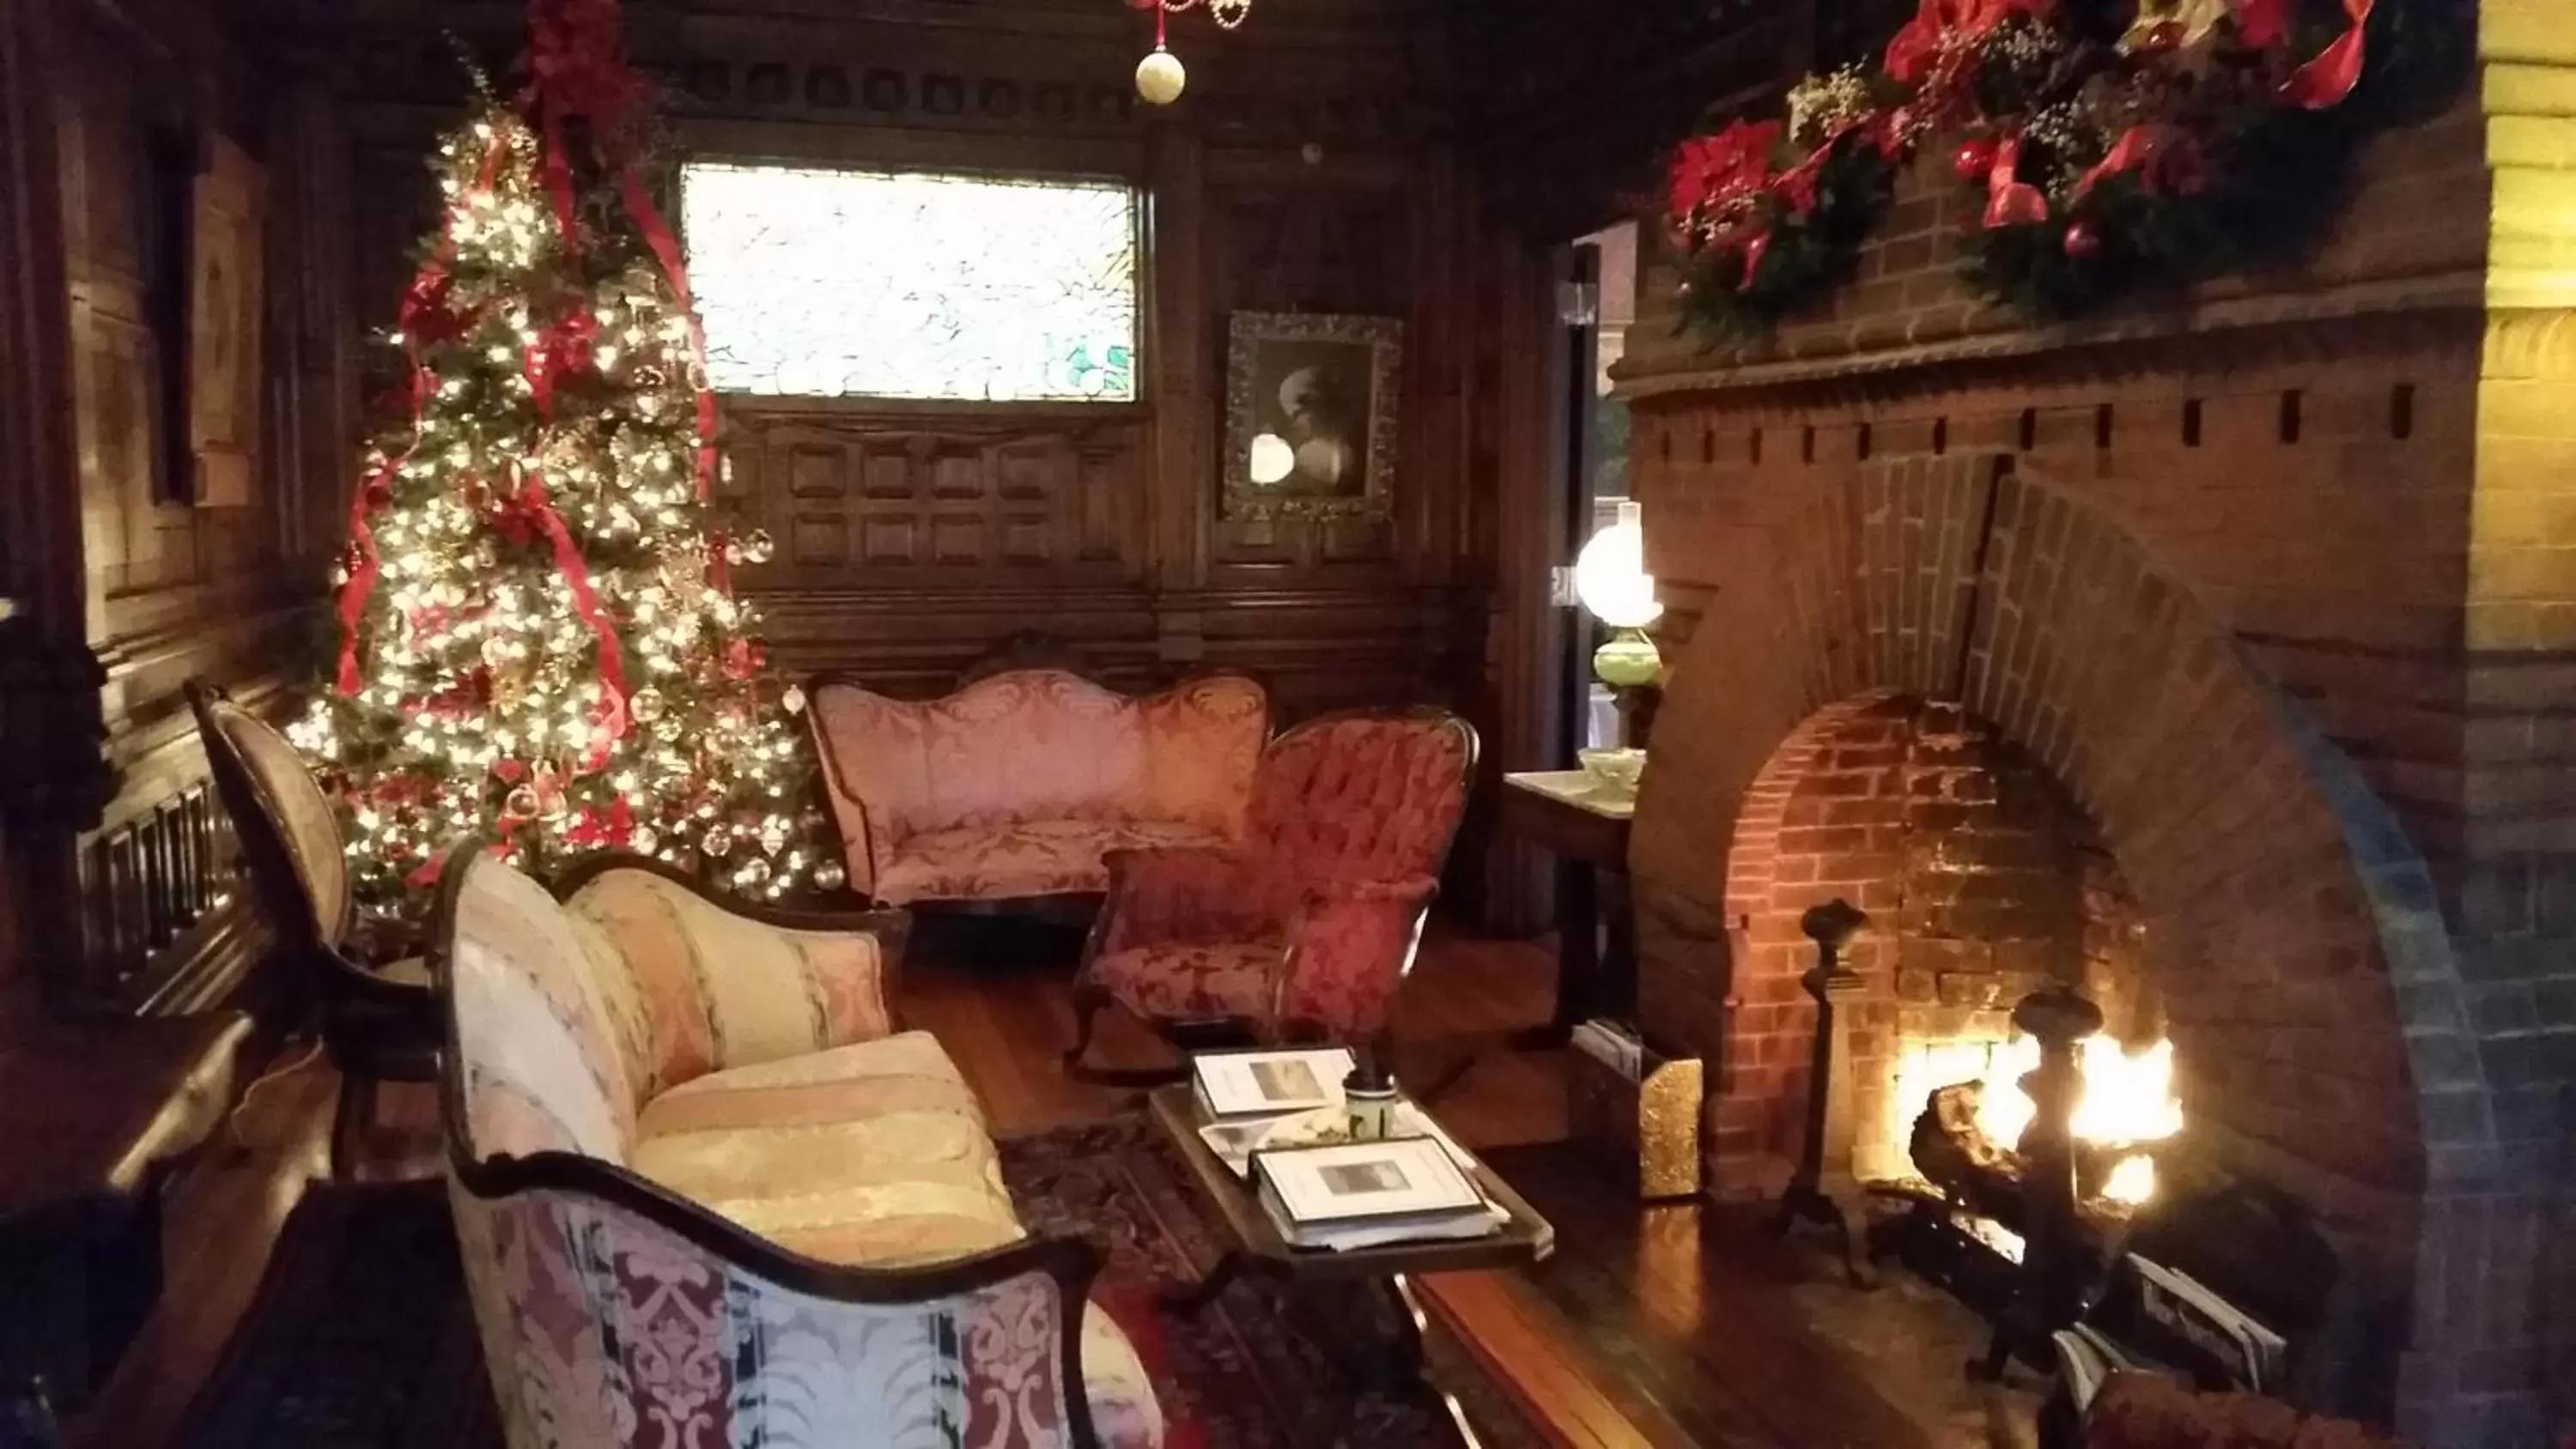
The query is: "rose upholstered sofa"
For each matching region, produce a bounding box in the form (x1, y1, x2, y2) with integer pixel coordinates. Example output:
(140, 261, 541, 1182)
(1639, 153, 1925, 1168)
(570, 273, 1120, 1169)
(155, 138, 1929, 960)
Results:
(432, 843, 1163, 1448)
(809, 668, 1270, 906)
(1067, 707, 1479, 1070)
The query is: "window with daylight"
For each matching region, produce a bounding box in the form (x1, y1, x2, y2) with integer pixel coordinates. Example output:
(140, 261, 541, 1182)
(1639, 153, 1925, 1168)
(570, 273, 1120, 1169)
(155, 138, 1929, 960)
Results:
(679, 163, 1142, 403)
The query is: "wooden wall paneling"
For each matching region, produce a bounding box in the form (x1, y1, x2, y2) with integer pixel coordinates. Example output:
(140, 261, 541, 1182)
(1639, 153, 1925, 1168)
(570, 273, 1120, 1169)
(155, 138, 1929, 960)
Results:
(16, 0, 357, 1012)
(1146, 115, 1210, 641)
(1202, 149, 1417, 579)
(726, 407, 1148, 585)
(1470, 227, 1574, 936)
(0, 0, 102, 1030)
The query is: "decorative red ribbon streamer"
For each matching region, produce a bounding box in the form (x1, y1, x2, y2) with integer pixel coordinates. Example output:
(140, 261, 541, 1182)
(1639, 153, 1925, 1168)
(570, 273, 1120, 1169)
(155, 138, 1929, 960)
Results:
(520, 474, 630, 703)
(2070, 124, 2207, 204)
(2232, 0, 2372, 108)
(618, 169, 720, 502)
(1984, 136, 2050, 228)
(2282, 0, 2373, 110)
(335, 135, 508, 696)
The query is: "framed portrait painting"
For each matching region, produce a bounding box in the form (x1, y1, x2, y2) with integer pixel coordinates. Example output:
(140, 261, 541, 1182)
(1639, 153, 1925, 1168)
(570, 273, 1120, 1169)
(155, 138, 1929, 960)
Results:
(1222, 312, 1400, 523)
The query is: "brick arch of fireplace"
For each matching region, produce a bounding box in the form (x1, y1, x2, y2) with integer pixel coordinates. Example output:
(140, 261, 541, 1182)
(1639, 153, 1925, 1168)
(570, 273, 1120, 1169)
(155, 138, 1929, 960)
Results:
(1628, 452, 2490, 1289)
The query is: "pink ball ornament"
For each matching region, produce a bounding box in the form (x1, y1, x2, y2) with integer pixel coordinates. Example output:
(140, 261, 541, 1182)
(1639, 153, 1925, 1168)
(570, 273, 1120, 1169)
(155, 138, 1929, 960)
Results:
(2063, 221, 2105, 260)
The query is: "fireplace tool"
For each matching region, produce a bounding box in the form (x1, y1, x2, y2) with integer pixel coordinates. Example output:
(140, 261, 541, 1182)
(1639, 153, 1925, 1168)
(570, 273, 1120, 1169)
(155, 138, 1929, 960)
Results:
(1975, 985, 2104, 1380)
(1770, 896, 1878, 1289)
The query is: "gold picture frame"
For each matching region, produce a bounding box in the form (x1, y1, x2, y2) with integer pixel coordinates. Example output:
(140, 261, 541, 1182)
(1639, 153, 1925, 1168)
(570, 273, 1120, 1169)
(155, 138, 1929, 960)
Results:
(1221, 312, 1400, 523)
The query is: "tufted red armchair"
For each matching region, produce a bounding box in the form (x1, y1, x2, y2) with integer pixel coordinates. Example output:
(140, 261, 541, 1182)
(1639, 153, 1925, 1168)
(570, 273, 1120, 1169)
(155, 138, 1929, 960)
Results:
(1066, 707, 1478, 1074)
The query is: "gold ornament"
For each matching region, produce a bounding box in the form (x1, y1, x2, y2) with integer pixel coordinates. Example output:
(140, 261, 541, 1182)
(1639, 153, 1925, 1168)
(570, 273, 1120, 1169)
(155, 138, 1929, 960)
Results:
(538, 432, 590, 476)
(702, 827, 733, 858)
(632, 826, 659, 855)
(629, 688, 665, 724)
(2123, 0, 2232, 50)
(740, 858, 771, 886)
(781, 685, 806, 716)
(740, 529, 775, 565)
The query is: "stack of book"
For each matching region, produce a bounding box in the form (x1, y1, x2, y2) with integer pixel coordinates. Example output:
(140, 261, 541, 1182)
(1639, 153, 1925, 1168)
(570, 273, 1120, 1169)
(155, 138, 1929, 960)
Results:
(1191, 1046, 1354, 1122)
(1252, 1137, 1508, 1252)
(1188, 1049, 1506, 1252)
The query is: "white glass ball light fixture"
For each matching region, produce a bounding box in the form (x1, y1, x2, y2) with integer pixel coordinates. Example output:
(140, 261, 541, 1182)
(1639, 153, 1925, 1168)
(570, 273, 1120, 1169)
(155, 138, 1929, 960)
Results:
(1574, 500, 1663, 690)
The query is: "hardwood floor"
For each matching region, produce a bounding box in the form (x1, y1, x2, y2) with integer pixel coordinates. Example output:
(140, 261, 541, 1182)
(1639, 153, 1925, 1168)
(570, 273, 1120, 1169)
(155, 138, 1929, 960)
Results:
(69, 919, 2037, 1449)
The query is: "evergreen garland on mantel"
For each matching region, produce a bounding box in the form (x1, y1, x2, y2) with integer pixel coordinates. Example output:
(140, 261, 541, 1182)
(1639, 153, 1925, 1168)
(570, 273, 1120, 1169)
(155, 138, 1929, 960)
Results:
(1662, 0, 2473, 347)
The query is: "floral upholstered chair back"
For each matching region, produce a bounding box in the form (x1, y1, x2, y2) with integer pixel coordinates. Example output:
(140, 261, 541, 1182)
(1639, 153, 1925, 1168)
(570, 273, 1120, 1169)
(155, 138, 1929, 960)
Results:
(191, 687, 351, 952)
(1245, 711, 1478, 915)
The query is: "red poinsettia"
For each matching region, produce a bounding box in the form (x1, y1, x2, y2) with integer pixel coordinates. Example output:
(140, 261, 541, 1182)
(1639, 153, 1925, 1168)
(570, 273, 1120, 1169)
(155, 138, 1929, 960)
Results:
(1885, 0, 2056, 85)
(1668, 119, 1784, 226)
(566, 799, 635, 850)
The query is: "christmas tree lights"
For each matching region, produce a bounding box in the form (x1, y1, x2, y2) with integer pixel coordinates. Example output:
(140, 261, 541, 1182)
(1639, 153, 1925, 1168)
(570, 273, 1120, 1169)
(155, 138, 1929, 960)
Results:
(297, 12, 835, 919)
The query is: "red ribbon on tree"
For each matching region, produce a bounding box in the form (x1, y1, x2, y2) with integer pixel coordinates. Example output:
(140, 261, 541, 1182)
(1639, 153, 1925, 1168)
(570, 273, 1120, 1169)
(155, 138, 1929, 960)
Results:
(618, 169, 722, 502)
(335, 132, 512, 695)
(519, 472, 631, 704)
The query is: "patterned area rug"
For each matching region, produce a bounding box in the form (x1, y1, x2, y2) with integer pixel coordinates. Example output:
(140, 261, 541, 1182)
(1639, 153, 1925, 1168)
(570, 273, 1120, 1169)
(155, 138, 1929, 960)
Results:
(179, 1115, 1459, 1449)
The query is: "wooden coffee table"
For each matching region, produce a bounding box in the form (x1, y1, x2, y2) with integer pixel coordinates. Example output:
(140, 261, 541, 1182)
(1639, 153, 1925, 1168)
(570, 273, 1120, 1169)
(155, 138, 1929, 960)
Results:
(1144, 1084, 1554, 1390)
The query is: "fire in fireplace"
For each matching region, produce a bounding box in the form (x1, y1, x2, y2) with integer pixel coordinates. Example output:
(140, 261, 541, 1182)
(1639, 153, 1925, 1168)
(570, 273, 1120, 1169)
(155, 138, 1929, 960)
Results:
(1890, 1033, 2182, 1206)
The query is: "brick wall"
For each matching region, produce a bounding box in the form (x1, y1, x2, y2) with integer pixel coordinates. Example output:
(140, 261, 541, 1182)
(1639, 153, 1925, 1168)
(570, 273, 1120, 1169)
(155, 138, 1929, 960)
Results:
(1715, 693, 2141, 1186)
(1612, 36, 2575, 1440)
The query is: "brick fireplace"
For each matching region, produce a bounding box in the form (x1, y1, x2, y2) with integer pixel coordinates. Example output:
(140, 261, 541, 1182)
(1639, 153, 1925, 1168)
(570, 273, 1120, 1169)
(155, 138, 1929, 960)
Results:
(1719, 693, 2154, 1185)
(1612, 40, 2575, 1449)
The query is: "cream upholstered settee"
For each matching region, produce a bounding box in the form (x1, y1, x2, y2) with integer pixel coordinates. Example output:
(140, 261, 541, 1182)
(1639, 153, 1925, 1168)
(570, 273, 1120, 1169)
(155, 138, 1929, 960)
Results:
(434, 844, 1163, 1449)
(808, 668, 1270, 906)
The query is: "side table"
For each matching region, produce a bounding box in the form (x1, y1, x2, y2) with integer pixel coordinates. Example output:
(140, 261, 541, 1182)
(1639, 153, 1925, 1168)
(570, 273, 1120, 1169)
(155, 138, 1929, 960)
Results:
(1144, 1086, 1553, 1397)
(0, 1012, 254, 1413)
(1497, 771, 1636, 1048)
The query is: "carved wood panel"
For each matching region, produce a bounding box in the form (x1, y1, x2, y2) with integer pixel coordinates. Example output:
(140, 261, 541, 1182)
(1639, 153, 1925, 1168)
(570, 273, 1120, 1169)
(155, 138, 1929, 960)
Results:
(11, 4, 357, 1012)
(76, 775, 240, 1003)
(1204, 179, 1416, 574)
(726, 408, 1145, 585)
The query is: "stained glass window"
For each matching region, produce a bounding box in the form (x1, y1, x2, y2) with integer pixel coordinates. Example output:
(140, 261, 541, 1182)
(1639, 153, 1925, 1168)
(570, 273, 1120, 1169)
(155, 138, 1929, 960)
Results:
(679, 164, 1140, 402)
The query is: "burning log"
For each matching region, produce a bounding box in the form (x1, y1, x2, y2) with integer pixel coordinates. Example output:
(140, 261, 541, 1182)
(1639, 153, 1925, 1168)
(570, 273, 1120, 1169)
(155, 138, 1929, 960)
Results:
(1911, 1081, 2027, 1225)
(1909, 1082, 2162, 1229)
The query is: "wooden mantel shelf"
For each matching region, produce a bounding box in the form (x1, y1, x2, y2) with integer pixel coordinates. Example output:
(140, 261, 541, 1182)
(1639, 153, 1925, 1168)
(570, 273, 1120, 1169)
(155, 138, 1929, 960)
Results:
(1611, 270, 2486, 405)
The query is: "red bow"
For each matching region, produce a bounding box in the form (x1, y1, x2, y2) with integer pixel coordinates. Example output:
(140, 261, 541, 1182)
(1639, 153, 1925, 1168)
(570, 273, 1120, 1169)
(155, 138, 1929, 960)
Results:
(566, 799, 635, 849)
(526, 0, 641, 126)
(1984, 136, 2050, 228)
(525, 310, 598, 416)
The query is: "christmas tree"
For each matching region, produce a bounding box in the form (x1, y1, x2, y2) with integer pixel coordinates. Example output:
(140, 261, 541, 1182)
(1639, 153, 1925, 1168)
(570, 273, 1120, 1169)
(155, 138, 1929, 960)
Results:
(295, 0, 833, 917)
